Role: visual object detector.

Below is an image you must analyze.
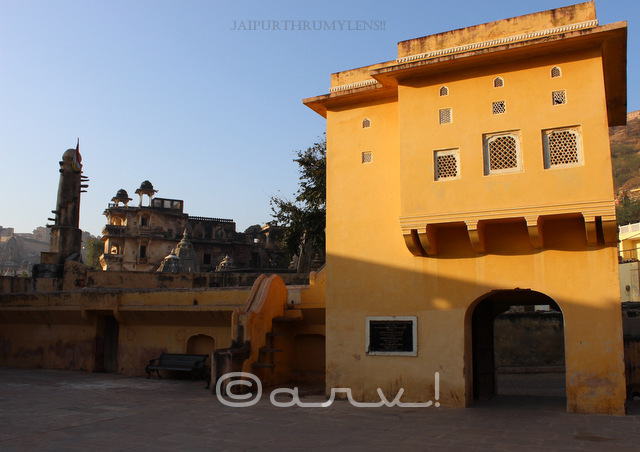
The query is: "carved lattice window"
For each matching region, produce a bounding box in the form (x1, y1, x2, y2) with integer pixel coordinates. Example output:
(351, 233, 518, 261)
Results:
(439, 86, 449, 96)
(492, 101, 506, 115)
(552, 90, 566, 105)
(362, 151, 372, 164)
(543, 127, 581, 168)
(551, 66, 562, 78)
(439, 108, 452, 124)
(434, 149, 460, 180)
(493, 77, 504, 88)
(484, 132, 521, 175)
(363, 118, 371, 128)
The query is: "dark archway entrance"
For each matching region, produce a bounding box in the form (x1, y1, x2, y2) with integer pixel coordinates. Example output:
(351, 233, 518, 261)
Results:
(470, 290, 565, 402)
(187, 334, 215, 356)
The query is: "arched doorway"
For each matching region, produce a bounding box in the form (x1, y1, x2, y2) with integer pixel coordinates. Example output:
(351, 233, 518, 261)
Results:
(187, 334, 215, 356)
(468, 289, 565, 403)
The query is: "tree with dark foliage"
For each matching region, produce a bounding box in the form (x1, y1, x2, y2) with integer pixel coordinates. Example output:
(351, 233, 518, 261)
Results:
(270, 136, 326, 271)
(616, 194, 640, 226)
(85, 237, 104, 270)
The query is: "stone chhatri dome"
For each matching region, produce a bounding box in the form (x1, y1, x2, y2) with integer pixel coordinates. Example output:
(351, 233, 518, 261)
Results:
(139, 180, 154, 191)
(111, 189, 132, 205)
(135, 180, 157, 196)
(135, 180, 158, 206)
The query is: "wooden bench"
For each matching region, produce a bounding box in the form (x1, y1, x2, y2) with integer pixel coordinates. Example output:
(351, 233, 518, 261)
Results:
(146, 353, 208, 381)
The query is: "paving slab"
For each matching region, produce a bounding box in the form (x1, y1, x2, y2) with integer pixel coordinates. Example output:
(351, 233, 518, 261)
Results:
(1, 367, 640, 451)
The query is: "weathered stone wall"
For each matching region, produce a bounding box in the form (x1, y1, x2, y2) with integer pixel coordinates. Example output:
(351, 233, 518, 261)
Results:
(0, 288, 246, 374)
(0, 268, 308, 294)
(0, 323, 97, 371)
(119, 323, 233, 376)
(494, 311, 565, 372)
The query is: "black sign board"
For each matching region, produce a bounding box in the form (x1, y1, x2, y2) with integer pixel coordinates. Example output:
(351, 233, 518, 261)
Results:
(368, 319, 415, 354)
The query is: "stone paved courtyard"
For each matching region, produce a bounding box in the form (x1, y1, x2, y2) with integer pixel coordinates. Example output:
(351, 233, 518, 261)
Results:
(1, 367, 639, 451)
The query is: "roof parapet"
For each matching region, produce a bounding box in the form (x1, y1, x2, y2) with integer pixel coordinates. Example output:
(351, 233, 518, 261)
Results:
(397, 19, 598, 64)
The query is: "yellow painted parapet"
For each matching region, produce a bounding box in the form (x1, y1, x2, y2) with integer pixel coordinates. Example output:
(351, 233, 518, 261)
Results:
(397, 1, 597, 59)
(329, 62, 392, 91)
(300, 266, 326, 308)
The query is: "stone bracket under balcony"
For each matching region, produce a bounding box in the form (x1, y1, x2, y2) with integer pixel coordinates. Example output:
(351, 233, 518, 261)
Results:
(400, 202, 617, 257)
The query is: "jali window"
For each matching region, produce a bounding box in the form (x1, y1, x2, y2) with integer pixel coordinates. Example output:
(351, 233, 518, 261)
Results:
(484, 131, 521, 175)
(552, 90, 566, 105)
(492, 101, 506, 115)
(543, 127, 582, 169)
(434, 149, 460, 181)
(439, 108, 452, 124)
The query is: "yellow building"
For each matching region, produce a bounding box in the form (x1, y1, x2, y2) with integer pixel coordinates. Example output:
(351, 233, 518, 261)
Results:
(304, 1, 627, 414)
(619, 222, 640, 262)
(619, 222, 640, 302)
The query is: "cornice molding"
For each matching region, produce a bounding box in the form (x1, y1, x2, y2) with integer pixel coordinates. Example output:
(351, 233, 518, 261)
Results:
(396, 20, 599, 64)
(329, 79, 379, 93)
(327, 20, 599, 95)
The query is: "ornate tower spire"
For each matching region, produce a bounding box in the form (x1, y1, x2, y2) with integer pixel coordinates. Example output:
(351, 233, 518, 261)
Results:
(40, 140, 88, 265)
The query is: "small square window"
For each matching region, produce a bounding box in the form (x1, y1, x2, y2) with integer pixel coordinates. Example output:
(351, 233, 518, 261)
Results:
(439, 108, 452, 124)
(552, 90, 566, 105)
(492, 101, 506, 115)
(434, 149, 460, 181)
(362, 151, 372, 164)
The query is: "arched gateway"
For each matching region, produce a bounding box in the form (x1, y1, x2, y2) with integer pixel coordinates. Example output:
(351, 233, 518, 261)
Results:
(467, 290, 564, 402)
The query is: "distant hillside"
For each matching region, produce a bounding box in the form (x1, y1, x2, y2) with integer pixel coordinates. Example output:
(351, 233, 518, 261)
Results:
(610, 111, 640, 194)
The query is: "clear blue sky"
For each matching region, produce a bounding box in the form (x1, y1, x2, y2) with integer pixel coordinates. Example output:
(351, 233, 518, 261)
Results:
(1, 0, 638, 236)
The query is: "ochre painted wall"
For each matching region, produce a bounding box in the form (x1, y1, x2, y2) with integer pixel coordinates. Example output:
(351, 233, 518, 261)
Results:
(0, 323, 97, 370)
(119, 323, 233, 376)
(398, 49, 613, 219)
(0, 288, 246, 375)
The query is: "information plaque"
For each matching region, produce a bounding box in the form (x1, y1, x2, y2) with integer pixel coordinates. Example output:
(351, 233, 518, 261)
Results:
(366, 316, 417, 356)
